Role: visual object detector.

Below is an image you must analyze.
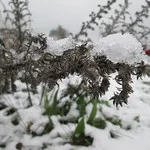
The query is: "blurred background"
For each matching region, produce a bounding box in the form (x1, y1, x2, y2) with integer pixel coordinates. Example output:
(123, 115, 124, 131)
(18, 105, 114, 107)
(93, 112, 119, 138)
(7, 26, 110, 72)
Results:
(0, 0, 149, 39)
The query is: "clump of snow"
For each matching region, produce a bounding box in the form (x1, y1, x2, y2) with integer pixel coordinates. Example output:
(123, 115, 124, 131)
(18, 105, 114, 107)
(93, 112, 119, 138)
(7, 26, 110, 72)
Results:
(91, 33, 143, 64)
(45, 36, 76, 56)
(18, 105, 42, 123)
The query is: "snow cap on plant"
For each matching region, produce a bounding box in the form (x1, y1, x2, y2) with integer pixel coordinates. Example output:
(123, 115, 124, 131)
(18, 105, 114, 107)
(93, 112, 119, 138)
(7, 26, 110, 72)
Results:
(91, 33, 143, 64)
(45, 36, 76, 56)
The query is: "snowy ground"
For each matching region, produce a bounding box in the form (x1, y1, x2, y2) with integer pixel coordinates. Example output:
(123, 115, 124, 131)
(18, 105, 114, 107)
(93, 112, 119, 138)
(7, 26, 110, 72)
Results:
(0, 75, 150, 150)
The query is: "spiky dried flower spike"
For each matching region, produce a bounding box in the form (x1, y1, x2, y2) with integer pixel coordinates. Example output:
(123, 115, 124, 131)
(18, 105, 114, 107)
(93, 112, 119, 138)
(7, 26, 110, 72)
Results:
(110, 63, 134, 107)
(135, 61, 150, 79)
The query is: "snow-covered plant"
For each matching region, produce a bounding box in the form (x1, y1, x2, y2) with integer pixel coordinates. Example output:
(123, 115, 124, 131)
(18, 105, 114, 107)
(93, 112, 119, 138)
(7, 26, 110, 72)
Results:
(0, 33, 150, 107)
(1, 0, 150, 107)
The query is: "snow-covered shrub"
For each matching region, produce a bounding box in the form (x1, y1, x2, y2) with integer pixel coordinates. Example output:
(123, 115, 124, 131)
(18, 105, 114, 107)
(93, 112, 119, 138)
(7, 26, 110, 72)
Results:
(0, 32, 150, 107)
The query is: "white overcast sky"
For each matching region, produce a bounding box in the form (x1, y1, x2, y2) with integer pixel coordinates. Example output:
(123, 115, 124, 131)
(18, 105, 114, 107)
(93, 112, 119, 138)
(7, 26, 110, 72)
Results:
(0, 0, 148, 36)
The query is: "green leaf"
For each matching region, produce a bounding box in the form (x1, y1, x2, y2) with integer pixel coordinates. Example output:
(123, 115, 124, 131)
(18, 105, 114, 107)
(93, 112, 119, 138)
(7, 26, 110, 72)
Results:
(93, 118, 107, 129)
(107, 116, 122, 127)
(134, 115, 140, 122)
(87, 101, 97, 125)
(44, 89, 59, 116)
(99, 100, 110, 107)
(50, 89, 59, 115)
(44, 92, 51, 115)
(44, 90, 54, 129)
(72, 117, 85, 139)
(76, 95, 86, 117)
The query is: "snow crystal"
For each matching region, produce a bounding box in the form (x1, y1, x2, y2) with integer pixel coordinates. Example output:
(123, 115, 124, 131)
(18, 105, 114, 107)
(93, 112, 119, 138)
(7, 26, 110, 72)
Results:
(45, 36, 76, 56)
(91, 33, 143, 64)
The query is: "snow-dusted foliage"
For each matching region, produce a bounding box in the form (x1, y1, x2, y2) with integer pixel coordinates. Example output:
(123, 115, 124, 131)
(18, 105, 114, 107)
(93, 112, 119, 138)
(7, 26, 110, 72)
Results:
(91, 33, 143, 64)
(45, 33, 144, 64)
(45, 36, 76, 56)
(1, 32, 150, 106)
